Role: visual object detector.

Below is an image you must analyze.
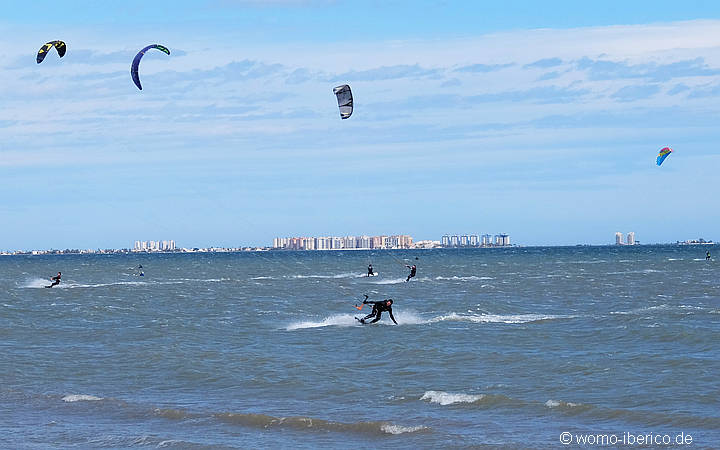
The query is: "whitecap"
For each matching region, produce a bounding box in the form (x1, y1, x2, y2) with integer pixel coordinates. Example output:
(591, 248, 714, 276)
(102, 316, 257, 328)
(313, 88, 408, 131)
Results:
(420, 390, 484, 405)
(435, 275, 491, 281)
(62, 394, 103, 402)
(381, 424, 427, 434)
(545, 399, 580, 408)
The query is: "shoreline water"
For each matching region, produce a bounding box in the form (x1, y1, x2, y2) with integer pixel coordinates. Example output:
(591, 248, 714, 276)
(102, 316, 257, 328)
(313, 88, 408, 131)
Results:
(2, 245, 718, 447)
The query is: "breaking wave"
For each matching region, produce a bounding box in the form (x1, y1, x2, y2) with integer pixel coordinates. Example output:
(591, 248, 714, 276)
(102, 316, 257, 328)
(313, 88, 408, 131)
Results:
(420, 391, 485, 405)
(214, 412, 427, 435)
(62, 394, 103, 402)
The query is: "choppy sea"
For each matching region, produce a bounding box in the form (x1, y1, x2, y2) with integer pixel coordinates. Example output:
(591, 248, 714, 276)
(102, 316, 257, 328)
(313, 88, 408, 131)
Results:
(1, 245, 718, 448)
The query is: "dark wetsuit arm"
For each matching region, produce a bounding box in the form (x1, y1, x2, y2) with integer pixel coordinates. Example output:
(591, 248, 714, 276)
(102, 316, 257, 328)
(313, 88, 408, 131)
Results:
(388, 308, 397, 324)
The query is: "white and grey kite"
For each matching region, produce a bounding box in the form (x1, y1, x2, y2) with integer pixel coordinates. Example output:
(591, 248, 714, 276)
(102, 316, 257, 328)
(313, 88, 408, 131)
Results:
(333, 84, 353, 119)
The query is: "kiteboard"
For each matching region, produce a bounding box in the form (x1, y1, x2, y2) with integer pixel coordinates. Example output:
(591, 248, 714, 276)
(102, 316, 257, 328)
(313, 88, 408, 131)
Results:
(366, 272, 379, 277)
(355, 317, 365, 324)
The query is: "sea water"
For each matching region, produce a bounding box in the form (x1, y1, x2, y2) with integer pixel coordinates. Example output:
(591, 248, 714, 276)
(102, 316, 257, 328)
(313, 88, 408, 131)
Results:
(1, 246, 718, 448)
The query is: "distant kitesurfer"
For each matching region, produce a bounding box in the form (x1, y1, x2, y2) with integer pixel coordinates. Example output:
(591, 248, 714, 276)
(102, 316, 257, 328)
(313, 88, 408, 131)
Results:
(367, 264, 375, 277)
(405, 265, 416, 282)
(357, 298, 397, 325)
(46, 272, 61, 288)
(706, 251, 711, 261)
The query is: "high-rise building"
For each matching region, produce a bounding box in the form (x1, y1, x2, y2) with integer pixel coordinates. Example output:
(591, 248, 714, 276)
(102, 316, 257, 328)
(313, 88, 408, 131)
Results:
(372, 236, 383, 249)
(615, 232, 624, 245)
(460, 235, 469, 246)
(449, 235, 460, 247)
(441, 235, 450, 247)
(343, 236, 356, 249)
(357, 236, 371, 249)
(304, 237, 316, 250)
(482, 234, 492, 246)
(469, 235, 479, 246)
(398, 235, 413, 248)
(627, 232, 635, 245)
(331, 237, 343, 249)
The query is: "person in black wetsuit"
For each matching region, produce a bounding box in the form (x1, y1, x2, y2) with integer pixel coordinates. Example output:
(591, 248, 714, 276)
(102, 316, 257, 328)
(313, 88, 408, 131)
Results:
(359, 298, 397, 324)
(405, 264, 416, 282)
(46, 272, 61, 288)
(706, 251, 711, 261)
(367, 264, 375, 277)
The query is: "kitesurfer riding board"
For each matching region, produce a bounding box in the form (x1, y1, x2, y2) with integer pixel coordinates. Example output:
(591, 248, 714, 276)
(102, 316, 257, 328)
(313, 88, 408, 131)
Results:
(357, 298, 397, 325)
(45, 272, 61, 288)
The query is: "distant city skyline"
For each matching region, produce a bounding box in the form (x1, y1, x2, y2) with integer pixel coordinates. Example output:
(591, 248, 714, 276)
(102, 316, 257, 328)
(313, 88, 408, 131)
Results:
(442, 234, 511, 247)
(273, 235, 414, 250)
(3, 2, 720, 249)
(133, 240, 176, 252)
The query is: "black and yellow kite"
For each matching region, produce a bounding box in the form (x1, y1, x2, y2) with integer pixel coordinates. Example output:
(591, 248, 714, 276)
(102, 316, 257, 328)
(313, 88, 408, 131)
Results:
(37, 41, 67, 64)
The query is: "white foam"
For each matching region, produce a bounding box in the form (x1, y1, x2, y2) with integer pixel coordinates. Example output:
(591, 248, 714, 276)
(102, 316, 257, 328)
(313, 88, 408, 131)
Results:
(62, 394, 103, 402)
(286, 310, 427, 330)
(420, 390, 484, 405)
(372, 276, 430, 285)
(545, 399, 580, 408)
(21, 278, 54, 288)
(432, 312, 568, 324)
(285, 314, 359, 330)
(371, 277, 408, 285)
(392, 310, 427, 325)
(381, 424, 427, 434)
(434, 276, 494, 281)
(291, 272, 366, 279)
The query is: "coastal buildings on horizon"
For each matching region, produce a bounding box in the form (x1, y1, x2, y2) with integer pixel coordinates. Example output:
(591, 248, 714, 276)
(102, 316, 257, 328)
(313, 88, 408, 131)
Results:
(273, 235, 416, 250)
(133, 240, 177, 252)
(615, 232, 638, 246)
(272, 233, 513, 250)
(441, 234, 510, 247)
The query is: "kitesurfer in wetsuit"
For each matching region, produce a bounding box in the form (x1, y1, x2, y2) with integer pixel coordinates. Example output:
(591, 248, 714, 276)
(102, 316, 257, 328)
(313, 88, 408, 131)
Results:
(367, 264, 374, 276)
(707, 251, 711, 261)
(359, 298, 397, 324)
(47, 272, 61, 288)
(405, 265, 416, 282)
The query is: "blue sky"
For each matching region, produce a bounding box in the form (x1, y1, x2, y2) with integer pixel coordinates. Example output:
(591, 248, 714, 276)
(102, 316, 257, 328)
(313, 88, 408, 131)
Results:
(2, 1, 720, 249)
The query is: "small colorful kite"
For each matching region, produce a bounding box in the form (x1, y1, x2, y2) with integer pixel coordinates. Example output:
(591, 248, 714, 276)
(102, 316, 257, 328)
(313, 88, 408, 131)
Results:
(657, 147, 672, 166)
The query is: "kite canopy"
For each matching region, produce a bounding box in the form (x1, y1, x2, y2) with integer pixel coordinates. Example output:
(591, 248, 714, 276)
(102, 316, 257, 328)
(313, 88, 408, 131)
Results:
(131, 44, 170, 90)
(656, 147, 672, 166)
(37, 41, 66, 64)
(333, 84, 353, 119)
